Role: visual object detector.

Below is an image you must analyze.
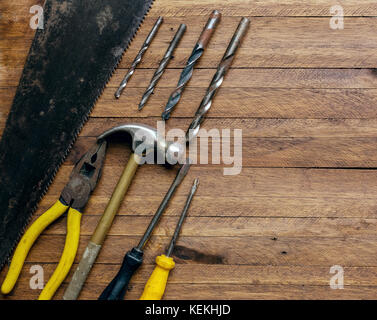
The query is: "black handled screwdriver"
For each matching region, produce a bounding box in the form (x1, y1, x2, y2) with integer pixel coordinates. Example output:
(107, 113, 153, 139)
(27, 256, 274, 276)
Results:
(99, 161, 191, 300)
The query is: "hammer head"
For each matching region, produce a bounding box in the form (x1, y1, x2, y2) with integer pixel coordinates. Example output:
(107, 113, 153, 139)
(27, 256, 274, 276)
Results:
(97, 123, 184, 164)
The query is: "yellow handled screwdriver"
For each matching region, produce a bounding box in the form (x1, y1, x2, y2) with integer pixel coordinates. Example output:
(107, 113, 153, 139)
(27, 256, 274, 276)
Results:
(140, 178, 199, 300)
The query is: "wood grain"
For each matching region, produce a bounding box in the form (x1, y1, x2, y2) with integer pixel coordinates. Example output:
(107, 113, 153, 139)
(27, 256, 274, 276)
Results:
(1, 0, 377, 300)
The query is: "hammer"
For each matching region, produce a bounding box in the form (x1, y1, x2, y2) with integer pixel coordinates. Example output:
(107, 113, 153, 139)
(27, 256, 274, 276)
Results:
(63, 123, 183, 300)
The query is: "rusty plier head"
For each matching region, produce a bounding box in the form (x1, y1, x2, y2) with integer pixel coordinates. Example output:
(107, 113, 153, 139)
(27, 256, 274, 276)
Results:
(60, 140, 107, 212)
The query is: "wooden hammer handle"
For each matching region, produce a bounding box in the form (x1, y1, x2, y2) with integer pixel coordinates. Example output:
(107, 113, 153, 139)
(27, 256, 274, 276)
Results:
(91, 152, 140, 245)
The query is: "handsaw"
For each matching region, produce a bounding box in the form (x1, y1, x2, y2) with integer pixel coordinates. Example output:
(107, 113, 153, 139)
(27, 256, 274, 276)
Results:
(0, 0, 153, 269)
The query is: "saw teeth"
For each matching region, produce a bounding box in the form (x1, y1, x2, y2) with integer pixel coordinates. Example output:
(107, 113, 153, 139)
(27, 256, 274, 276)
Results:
(0, 0, 155, 271)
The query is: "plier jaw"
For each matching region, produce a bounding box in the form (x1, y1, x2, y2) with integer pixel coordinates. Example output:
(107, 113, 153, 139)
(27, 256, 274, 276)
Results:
(60, 140, 107, 212)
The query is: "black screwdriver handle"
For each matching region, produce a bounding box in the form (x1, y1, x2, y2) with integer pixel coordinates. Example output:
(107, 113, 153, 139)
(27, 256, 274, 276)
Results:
(98, 247, 143, 300)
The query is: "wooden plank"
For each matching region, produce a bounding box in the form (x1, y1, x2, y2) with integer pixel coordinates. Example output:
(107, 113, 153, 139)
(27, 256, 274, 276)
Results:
(5, 68, 377, 90)
(41, 166, 377, 200)
(149, 0, 377, 17)
(38, 215, 377, 238)
(38, 193, 377, 219)
(8, 234, 377, 267)
(3, 282, 377, 300)
(107, 68, 377, 89)
(3, 16, 377, 74)
(80, 118, 377, 138)
(2, 263, 376, 286)
(5, 65, 377, 91)
(5, 88, 377, 121)
(2, 0, 377, 23)
(71, 283, 377, 300)
(118, 17, 377, 69)
(37, 166, 377, 217)
(60, 134, 377, 168)
(92, 88, 377, 119)
(60, 118, 377, 168)
(5, 67, 377, 90)
(2, 263, 377, 300)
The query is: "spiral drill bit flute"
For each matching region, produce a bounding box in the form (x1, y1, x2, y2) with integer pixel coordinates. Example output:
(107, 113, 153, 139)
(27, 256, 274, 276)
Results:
(139, 24, 187, 110)
(186, 17, 250, 142)
(115, 17, 163, 99)
(161, 10, 221, 120)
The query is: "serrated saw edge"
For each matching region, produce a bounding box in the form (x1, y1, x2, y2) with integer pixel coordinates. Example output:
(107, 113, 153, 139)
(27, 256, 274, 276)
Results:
(1, 0, 155, 271)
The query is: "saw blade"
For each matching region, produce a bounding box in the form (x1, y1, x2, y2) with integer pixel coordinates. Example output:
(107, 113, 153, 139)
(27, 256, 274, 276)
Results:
(0, 0, 153, 269)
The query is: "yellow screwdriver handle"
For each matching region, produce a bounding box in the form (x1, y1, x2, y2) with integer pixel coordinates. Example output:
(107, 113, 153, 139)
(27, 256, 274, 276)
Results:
(39, 207, 82, 300)
(1, 200, 68, 295)
(139, 254, 175, 300)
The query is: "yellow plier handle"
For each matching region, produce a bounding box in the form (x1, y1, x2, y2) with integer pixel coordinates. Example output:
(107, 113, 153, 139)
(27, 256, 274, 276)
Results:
(1, 140, 106, 299)
(1, 201, 68, 295)
(1, 201, 82, 300)
(39, 206, 82, 300)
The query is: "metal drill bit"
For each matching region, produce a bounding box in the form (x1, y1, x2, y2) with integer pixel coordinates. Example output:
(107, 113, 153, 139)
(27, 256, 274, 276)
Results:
(136, 160, 191, 250)
(161, 10, 221, 120)
(115, 16, 163, 99)
(166, 178, 199, 257)
(139, 24, 187, 110)
(186, 17, 250, 142)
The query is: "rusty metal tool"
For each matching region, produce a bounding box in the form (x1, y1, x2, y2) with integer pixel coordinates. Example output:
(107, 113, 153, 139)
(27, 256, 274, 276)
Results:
(99, 161, 191, 300)
(63, 123, 184, 300)
(161, 10, 221, 120)
(1, 140, 107, 300)
(138, 23, 187, 110)
(115, 16, 164, 99)
(186, 17, 250, 142)
(0, 0, 154, 270)
(140, 178, 199, 300)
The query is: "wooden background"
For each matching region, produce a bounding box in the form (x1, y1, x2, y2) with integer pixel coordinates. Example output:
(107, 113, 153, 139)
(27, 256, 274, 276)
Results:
(2, 0, 377, 299)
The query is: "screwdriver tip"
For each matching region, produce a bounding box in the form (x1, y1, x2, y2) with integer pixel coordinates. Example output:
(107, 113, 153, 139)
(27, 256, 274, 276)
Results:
(192, 178, 200, 193)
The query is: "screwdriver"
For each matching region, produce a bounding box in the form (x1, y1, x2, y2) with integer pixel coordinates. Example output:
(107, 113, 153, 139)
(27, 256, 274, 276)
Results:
(99, 161, 191, 300)
(140, 178, 199, 300)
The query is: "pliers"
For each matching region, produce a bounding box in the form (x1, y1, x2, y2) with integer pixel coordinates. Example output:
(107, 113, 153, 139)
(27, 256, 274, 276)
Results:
(1, 140, 107, 300)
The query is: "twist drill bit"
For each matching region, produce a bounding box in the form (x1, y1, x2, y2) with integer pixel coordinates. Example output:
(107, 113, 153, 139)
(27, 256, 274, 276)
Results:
(186, 17, 250, 142)
(138, 24, 187, 110)
(161, 10, 221, 120)
(115, 16, 163, 99)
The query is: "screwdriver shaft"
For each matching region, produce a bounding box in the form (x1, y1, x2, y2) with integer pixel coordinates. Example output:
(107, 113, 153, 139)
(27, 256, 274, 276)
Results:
(186, 17, 250, 142)
(161, 10, 221, 120)
(139, 24, 186, 110)
(115, 16, 163, 99)
(166, 178, 199, 256)
(136, 161, 191, 250)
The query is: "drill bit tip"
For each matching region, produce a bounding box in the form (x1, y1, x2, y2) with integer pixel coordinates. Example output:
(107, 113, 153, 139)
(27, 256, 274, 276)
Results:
(139, 24, 186, 111)
(114, 16, 163, 99)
